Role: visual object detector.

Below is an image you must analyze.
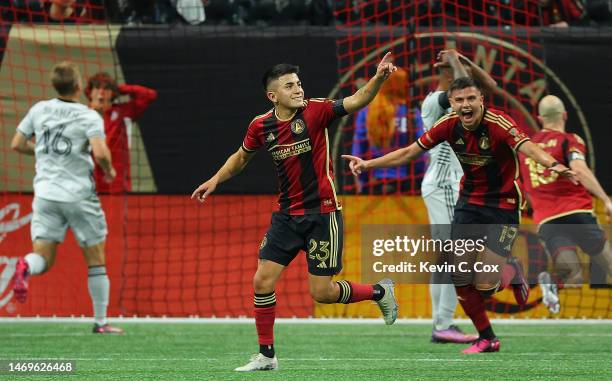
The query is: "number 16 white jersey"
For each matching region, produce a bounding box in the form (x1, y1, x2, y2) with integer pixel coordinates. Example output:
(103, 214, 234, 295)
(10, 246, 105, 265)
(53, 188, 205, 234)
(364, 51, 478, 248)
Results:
(17, 98, 105, 202)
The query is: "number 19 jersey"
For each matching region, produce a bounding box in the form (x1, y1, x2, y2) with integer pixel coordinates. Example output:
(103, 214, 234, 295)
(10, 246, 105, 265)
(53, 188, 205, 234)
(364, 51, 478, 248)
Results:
(17, 98, 105, 202)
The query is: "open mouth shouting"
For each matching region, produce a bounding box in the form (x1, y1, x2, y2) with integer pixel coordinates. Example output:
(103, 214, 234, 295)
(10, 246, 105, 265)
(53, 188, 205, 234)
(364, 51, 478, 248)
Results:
(461, 109, 475, 125)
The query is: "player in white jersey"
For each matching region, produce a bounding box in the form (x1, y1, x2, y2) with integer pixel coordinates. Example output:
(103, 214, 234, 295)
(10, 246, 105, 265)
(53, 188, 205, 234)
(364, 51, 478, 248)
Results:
(421, 50, 497, 344)
(10, 62, 123, 334)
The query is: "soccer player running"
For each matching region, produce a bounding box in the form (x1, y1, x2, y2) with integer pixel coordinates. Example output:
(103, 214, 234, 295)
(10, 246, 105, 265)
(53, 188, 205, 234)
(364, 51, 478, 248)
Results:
(421, 49, 498, 344)
(191, 53, 400, 371)
(519, 95, 612, 313)
(86, 72, 157, 193)
(343, 77, 575, 353)
(11, 62, 123, 334)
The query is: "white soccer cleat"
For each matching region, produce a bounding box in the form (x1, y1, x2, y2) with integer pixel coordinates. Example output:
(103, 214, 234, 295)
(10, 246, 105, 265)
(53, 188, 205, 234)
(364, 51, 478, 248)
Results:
(375, 278, 398, 325)
(234, 353, 279, 371)
(538, 271, 560, 314)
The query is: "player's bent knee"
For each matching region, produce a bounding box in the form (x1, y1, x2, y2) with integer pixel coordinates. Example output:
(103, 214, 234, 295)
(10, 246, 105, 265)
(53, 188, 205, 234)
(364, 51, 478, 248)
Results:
(451, 271, 472, 287)
(253, 273, 276, 294)
(475, 282, 500, 297)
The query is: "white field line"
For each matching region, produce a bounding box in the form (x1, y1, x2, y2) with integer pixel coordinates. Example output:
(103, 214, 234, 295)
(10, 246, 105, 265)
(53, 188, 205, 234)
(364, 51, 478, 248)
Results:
(0, 356, 607, 363)
(0, 332, 611, 338)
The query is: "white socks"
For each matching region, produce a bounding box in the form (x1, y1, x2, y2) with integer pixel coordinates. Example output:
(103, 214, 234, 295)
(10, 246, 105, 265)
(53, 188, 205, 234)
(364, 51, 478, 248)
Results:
(24, 253, 47, 275)
(88, 266, 109, 326)
(430, 276, 458, 331)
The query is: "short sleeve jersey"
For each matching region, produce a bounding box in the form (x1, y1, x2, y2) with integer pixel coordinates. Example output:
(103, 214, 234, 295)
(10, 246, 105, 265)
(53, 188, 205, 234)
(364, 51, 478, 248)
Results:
(420, 90, 463, 194)
(17, 98, 105, 202)
(519, 129, 592, 224)
(242, 98, 347, 215)
(417, 108, 530, 210)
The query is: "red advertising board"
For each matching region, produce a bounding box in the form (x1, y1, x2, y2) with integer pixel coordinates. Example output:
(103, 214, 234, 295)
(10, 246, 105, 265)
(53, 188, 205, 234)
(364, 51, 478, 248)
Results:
(0, 194, 313, 318)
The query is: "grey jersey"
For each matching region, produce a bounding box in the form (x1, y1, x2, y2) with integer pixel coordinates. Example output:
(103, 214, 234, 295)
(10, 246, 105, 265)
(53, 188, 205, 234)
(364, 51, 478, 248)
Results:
(17, 98, 105, 202)
(420, 90, 463, 196)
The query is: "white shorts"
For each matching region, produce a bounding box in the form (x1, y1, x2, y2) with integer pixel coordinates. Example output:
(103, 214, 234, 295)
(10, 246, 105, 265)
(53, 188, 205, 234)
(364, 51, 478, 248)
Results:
(30, 195, 107, 247)
(423, 186, 459, 240)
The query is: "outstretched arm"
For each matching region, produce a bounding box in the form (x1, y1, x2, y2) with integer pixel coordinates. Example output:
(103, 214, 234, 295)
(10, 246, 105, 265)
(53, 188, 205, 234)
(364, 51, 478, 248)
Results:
(191, 148, 255, 202)
(518, 141, 577, 183)
(342, 142, 424, 175)
(570, 159, 612, 221)
(457, 52, 497, 93)
(342, 52, 398, 115)
(435, 49, 497, 93)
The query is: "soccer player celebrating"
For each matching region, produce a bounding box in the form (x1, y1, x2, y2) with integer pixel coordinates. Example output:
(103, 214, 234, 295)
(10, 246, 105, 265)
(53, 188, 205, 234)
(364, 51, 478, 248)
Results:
(343, 77, 575, 353)
(519, 95, 612, 313)
(191, 53, 400, 371)
(421, 49, 497, 344)
(85, 72, 157, 193)
(11, 62, 123, 334)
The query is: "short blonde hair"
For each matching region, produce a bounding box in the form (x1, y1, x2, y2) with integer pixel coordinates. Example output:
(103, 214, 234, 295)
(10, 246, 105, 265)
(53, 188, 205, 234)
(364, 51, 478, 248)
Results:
(51, 61, 81, 96)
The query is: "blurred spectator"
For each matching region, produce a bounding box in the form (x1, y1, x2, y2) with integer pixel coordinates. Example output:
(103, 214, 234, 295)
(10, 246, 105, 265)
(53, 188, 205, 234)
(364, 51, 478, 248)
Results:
(585, 0, 612, 25)
(172, 0, 206, 24)
(47, 0, 105, 23)
(350, 68, 425, 194)
(308, 0, 332, 25)
(85, 72, 157, 193)
(538, 0, 586, 27)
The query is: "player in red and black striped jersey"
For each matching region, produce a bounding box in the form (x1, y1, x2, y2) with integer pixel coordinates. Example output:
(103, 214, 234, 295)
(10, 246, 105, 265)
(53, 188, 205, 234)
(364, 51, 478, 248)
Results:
(343, 77, 576, 353)
(242, 98, 344, 214)
(519, 95, 612, 313)
(192, 53, 400, 371)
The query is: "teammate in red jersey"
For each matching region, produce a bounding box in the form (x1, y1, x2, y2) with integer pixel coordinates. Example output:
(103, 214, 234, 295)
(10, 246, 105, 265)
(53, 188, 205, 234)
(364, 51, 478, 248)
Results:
(520, 95, 612, 313)
(86, 72, 157, 193)
(192, 53, 400, 371)
(343, 77, 576, 353)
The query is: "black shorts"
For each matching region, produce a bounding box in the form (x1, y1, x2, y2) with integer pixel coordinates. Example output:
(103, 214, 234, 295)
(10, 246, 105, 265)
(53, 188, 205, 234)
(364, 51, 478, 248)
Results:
(451, 202, 520, 257)
(539, 212, 606, 257)
(259, 211, 343, 276)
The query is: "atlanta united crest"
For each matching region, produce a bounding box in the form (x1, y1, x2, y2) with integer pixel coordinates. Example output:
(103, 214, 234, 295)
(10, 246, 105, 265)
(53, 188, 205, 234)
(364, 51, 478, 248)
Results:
(291, 119, 305, 134)
(479, 135, 490, 150)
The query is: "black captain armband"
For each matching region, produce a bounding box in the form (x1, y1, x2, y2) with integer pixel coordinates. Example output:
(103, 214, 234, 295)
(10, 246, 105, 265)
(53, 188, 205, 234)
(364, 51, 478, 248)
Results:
(332, 99, 348, 118)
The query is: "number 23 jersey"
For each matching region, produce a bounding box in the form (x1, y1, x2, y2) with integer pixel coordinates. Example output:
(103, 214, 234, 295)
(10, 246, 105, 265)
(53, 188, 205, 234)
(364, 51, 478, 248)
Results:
(17, 98, 105, 202)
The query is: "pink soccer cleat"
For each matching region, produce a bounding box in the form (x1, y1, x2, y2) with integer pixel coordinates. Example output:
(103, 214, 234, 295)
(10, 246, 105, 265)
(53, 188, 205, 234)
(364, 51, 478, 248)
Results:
(431, 325, 478, 344)
(12, 258, 30, 303)
(507, 257, 530, 306)
(92, 324, 124, 334)
(461, 337, 501, 354)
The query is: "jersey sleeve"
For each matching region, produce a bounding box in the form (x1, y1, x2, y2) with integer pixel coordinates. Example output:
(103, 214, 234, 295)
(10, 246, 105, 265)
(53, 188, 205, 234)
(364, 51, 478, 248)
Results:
(306, 98, 347, 132)
(16, 107, 35, 138)
(565, 133, 586, 162)
(416, 117, 451, 150)
(86, 112, 106, 139)
(437, 91, 450, 109)
(118, 84, 158, 119)
(420, 93, 444, 132)
(241, 119, 263, 153)
(492, 113, 530, 151)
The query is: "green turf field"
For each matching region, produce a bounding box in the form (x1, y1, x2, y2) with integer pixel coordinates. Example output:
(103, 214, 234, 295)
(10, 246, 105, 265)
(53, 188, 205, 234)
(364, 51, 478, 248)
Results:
(1, 322, 611, 380)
